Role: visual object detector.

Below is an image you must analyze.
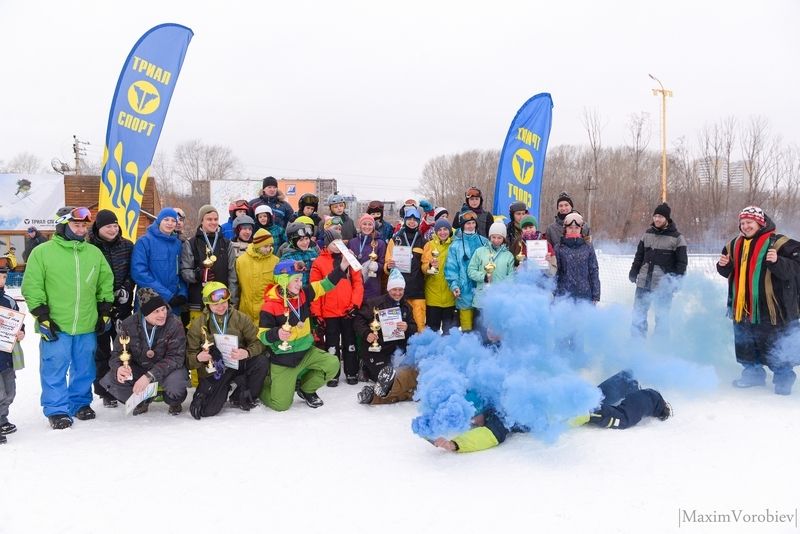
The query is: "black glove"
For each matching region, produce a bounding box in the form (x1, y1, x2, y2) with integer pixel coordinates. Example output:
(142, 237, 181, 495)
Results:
(31, 305, 60, 342)
(209, 344, 223, 363)
(628, 271, 637, 284)
(169, 295, 187, 308)
(189, 392, 205, 420)
(96, 302, 113, 335)
(114, 287, 130, 305)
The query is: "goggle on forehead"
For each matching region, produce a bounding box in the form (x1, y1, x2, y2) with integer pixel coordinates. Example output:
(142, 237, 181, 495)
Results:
(207, 288, 231, 303)
(55, 207, 92, 224)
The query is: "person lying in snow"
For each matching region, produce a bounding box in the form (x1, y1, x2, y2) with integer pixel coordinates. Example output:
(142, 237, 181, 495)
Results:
(431, 370, 671, 453)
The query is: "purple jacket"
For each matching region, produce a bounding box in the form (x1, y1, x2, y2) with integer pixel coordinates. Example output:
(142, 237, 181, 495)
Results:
(348, 233, 386, 300)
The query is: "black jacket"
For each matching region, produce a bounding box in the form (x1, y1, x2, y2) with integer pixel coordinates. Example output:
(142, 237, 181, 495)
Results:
(110, 313, 186, 382)
(88, 229, 134, 319)
(355, 294, 417, 368)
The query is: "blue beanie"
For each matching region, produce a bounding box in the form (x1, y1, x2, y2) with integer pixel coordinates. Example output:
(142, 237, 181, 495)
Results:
(434, 218, 452, 232)
(156, 207, 179, 226)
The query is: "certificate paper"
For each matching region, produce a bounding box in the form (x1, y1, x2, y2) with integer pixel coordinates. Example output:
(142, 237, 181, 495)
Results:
(526, 240, 549, 269)
(392, 246, 412, 273)
(0, 306, 25, 353)
(213, 334, 240, 370)
(378, 307, 404, 342)
(333, 240, 363, 271)
(125, 381, 159, 415)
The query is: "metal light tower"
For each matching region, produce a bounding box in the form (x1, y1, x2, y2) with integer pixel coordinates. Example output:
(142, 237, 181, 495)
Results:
(649, 74, 673, 202)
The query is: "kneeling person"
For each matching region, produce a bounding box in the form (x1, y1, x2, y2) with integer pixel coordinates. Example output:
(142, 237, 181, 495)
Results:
(100, 288, 189, 415)
(258, 258, 348, 410)
(187, 282, 269, 419)
(354, 268, 418, 405)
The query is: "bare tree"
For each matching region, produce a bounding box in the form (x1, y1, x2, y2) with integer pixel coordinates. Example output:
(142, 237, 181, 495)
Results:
(417, 149, 499, 216)
(173, 139, 240, 183)
(581, 107, 604, 226)
(1, 152, 44, 174)
(740, 116, 776, 206)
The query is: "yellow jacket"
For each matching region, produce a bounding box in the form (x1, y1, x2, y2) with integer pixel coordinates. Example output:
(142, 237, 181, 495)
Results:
(235, 244, 279, 324)
(421, 237, 455, 308)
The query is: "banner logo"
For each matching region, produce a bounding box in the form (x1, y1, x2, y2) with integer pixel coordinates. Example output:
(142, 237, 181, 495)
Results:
(128, 80, 161, 114)
(512, 148, 534, 185)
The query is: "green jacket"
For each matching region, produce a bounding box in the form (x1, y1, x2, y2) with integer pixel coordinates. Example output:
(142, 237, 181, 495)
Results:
(186, 307, 266, 378)
(22, 234, 114, 335)
(466, 244, 515, 307)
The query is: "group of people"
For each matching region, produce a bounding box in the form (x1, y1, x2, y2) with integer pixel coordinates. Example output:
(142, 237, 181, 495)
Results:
(1, 174, 796, 452)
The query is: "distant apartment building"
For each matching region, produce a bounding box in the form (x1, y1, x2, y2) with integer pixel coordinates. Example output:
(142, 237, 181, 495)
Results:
(695, 158, 750, 191)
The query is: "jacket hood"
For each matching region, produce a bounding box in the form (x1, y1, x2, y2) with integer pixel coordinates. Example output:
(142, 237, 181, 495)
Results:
(147, 221, 178, 241)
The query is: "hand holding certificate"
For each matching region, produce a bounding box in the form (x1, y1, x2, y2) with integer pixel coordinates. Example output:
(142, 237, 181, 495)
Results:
(378, 307, 405, 342)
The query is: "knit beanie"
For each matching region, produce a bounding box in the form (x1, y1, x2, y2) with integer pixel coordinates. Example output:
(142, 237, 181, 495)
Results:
(262, 176, 278, 188)
(739, 206, 766, 227)
(252, 228, 273, 246)
(94, 209, 118, 231)
(653, 203, 671, 221)
(386, 268, 406, 291)
(139, 287, 167, 316)
(488, 221, 507, 238)
(509, 201, 527, 215)
(156, 207, 179, 226)
(323, 229, 342, 247)
(520, 215, 538, 229)
(433, 207, 449, 220)
(198, 204, 218, 221)
(557, 191, 574, 208)
(434, 218, 452, 232)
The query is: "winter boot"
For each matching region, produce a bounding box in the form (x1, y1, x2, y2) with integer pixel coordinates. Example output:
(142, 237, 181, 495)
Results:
(358, 386, 375, 404)
(732, 364, 767, 388)
(75, 406, 96, 421)
(374, 365, 397, 397)
(773, 368, 796, 396)
(168, 403, 183, 416)
(345, 375, 359, 385)
(48, 414, 73, 430)
(132, 401, 151, 416)
(0, 433, 5, 444)
(0, 422, 17, 435)
(646, 389, 672, 421)
(327, 377, 339, 387)
(297, 389, 324, 408)
(102, 397, 118, 408)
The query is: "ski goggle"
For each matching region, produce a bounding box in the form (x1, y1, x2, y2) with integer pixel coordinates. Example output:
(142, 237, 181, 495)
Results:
(206, 288, 230, 304)
(55, 207, 91, 224)
(175, 212, 186, 221)
(565, 220, 583, 227)
(294, 227, 314, 238)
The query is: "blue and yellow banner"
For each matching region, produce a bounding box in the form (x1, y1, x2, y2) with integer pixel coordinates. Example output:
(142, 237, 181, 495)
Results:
(492, 93, 553, 223)
(99, 23, 193, 240)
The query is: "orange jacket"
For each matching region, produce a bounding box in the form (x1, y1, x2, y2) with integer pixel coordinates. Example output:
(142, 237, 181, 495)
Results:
(310, 249, 364, 318)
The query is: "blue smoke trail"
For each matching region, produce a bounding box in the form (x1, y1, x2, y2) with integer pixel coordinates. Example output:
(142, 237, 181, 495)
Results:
(408, 264, 734, 443)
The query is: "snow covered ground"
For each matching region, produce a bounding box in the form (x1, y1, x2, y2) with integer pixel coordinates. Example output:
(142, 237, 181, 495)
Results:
(3, 256, 800, 534)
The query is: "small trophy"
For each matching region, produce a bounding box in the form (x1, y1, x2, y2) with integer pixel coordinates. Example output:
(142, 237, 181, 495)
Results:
(368, 242, 378, 278)
(427, 248, 440, 274)
(201, 326, 216, 374)
(202, 246, 217, 268)
(484, 254, 496, 284)
(278, 310, 293, 351)
(118, 333, 132, 371)
(368, 308, 382, 352)
(516, 244, 526, 264)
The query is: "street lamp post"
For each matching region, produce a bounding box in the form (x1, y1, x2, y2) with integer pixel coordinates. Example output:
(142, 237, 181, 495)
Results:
(649, 74, 673, 202)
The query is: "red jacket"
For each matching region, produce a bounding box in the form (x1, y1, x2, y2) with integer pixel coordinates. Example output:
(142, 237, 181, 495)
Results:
(310, 249, 364, 318)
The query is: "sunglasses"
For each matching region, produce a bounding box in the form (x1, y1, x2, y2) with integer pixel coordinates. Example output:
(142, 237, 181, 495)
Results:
(55, 207, 92, 224)
(207, 288, 230, 303)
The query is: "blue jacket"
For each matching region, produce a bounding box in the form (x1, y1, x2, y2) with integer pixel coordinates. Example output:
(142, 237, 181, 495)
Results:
(444, 230, 489, 309)
(220, 219, 236, 240)
(555, 237, 600, 302)
(131, 223, 187, 311)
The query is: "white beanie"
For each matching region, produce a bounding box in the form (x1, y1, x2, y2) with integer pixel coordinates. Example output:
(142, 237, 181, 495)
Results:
(488, 221, 507, 239)
(386, 268, 406, 291)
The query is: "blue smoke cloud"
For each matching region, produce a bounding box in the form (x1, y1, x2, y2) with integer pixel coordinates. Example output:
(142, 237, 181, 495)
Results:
(407, 264, 735, 442)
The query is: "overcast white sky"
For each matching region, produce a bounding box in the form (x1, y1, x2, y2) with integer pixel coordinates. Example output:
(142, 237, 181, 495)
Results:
(1, 0, 798, 200)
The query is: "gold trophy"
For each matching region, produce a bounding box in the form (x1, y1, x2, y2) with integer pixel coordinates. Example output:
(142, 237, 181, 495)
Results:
(278, 308, 293, 351)
(484, 254, 496, 284)
(202, 246, 217, 268)
(201, 326, 216, 374)
(368, 308, 382, 352)
(367, 242, 378, 278)
(516, 244, 526, 264)
(118, 333, 132, 372)
(427, 248, 440, 274)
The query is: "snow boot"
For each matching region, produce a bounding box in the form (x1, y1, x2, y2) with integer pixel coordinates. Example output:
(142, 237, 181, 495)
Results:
(773, 368, 796, 396)
(345, 375, 358, 385)
(732, 365, 767, 388)
(0, 434, 6, 444)
(132, 401, 151, 416)
(102, 397, 118, 408)
(297, 389, 324, 408)
(374, 365, 396, 397)
(327, 378, 339, 387)
(75, 406, 96, 421)
(646, 389, 672, 421)
(48, 414, 73, 430)
(0, 422, 17, 435)
(168, 403, 182, 416)
(358, 386, 375, 404)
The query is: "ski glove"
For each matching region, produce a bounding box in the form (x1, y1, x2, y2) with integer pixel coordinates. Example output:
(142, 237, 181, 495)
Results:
(114, 287, 130, 305)
(96, 302, 113, 335)
(628, 270, 637, 284)
(169, 294, 187, 308)
(30, 305, 59, 342)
